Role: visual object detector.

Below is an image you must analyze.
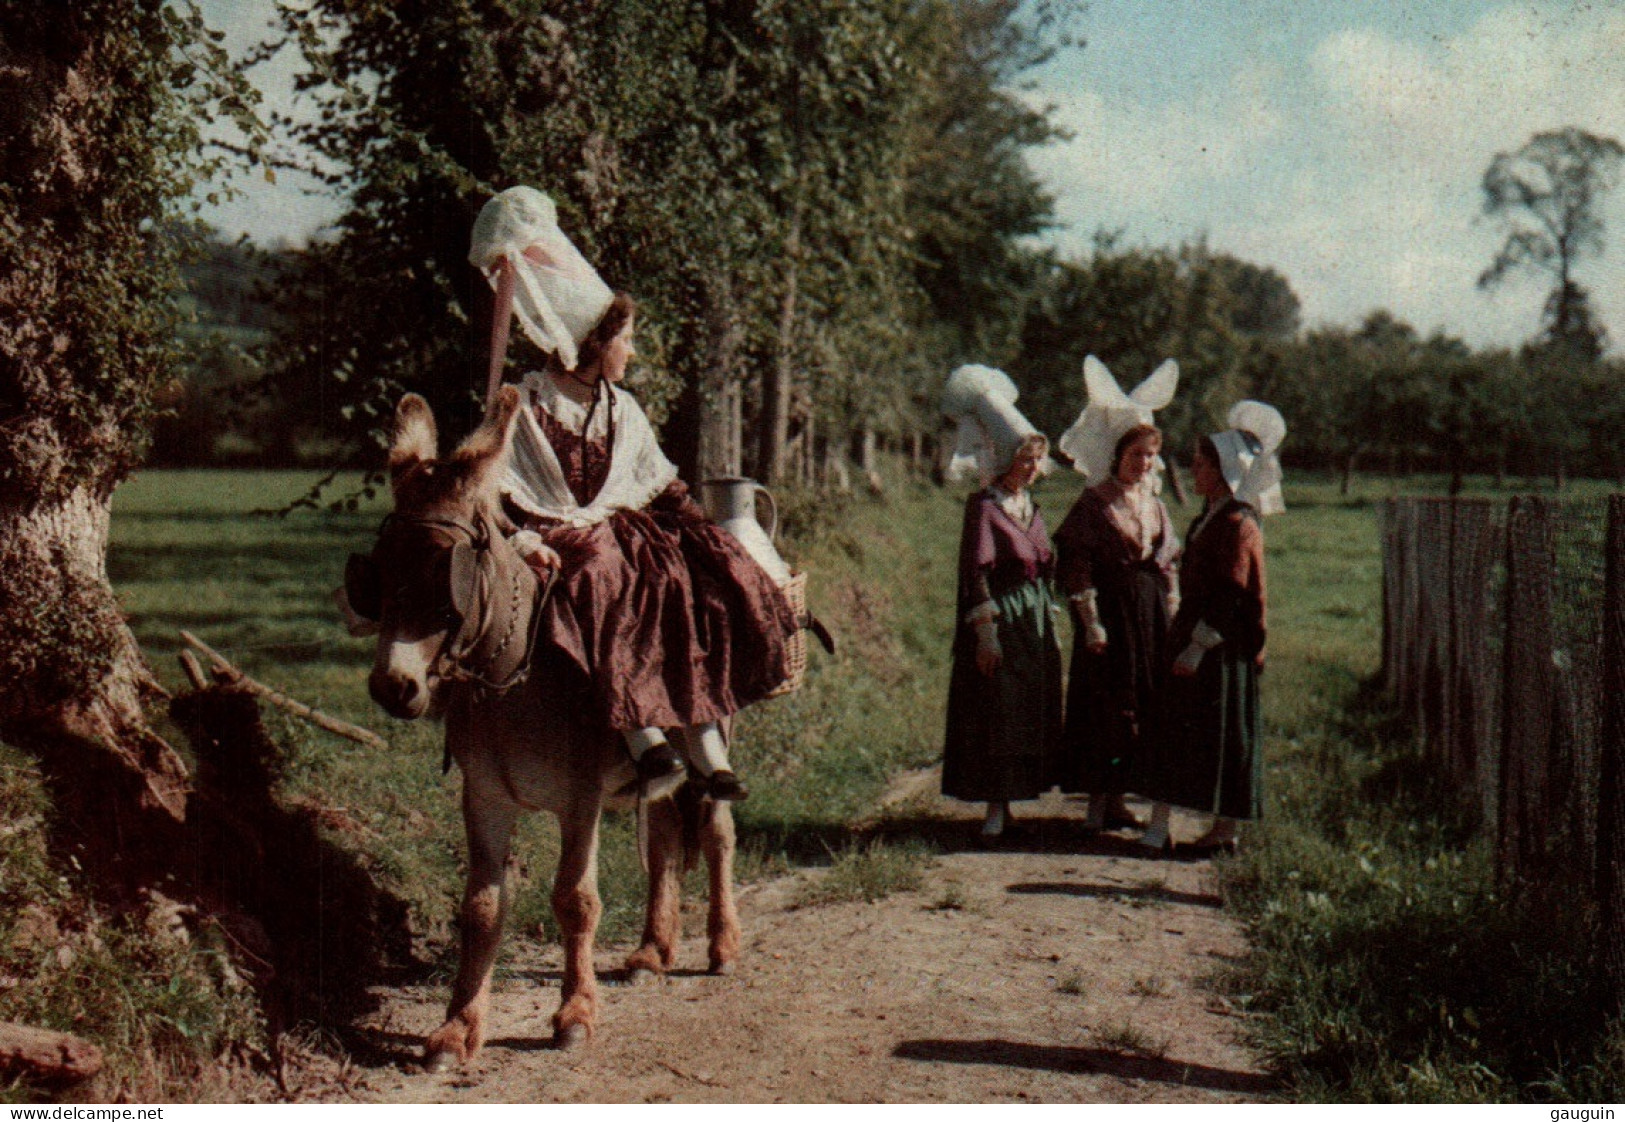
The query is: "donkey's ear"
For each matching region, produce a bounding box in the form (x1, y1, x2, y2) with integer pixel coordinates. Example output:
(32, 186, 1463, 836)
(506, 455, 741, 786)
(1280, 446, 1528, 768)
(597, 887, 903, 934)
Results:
(389, 394, 438, 477)
(456, 384, 522, 475)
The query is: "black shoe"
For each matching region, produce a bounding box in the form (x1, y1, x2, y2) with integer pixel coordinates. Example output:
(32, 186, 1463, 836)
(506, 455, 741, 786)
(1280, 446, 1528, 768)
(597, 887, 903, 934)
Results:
(705, 770, 749, 801)
(1104, 808, 1146, 831)
(636, 742, 684, 785)
(1180, 837, 1239, 859)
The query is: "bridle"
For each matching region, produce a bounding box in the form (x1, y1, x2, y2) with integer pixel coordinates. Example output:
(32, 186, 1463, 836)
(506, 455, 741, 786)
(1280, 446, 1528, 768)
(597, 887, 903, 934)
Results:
(348, 510, 548, 696)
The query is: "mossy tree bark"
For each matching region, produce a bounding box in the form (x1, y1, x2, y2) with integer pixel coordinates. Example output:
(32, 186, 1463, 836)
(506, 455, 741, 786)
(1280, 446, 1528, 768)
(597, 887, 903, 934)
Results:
(0, 1, 261, 831)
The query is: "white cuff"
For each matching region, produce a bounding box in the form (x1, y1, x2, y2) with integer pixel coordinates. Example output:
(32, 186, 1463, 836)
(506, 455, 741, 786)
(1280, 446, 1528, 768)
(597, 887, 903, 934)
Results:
(511, 529, 547, 558)
(1192, 620, 1224, 649)
(1069, 588, 1101, 628)
(965, 601, 999, 628)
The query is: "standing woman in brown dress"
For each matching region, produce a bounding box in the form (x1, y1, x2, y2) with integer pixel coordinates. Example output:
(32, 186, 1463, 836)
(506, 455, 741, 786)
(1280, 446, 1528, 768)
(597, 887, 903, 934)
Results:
(939, 365, 1065, 842)
(470, 186, 798, 800)
(1137, 401, 1286, 854)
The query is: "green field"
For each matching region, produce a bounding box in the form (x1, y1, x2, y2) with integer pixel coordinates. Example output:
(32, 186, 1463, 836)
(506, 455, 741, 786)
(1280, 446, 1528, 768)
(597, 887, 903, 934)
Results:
(3, 465, 1620, 1099)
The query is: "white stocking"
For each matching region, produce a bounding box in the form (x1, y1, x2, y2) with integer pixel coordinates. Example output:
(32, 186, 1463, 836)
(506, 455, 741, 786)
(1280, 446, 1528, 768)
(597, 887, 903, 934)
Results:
(685, 722, 732, 777)
(623, 726, 667, 759)
(1140, 802, 1172, 850)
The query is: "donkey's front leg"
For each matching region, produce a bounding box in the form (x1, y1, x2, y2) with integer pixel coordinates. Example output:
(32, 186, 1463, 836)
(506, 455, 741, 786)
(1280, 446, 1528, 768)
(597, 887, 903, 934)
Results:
(551, 804, 604, 1050)
(625, 794, 684, 981)
(424, 796, 520, 1072)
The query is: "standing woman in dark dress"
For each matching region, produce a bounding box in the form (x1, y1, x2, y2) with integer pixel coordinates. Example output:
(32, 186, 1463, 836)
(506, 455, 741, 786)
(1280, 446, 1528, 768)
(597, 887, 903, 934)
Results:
(1137, 401, 1286, 854)
(1054, 423, 1180, 831)
(939, 365, 1065, 841)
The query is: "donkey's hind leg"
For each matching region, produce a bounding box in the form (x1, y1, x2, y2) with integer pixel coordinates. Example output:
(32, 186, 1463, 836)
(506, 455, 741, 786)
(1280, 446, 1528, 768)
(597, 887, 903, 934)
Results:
(625, 794, 684, 981)
(551, 803, 604, 1049)
(701, 798, 741, 975)
(424, 794, 520, 1072)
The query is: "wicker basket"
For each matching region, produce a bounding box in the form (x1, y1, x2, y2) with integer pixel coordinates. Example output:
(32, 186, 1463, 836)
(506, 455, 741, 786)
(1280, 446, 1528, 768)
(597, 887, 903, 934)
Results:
(767, 570, 810, 698)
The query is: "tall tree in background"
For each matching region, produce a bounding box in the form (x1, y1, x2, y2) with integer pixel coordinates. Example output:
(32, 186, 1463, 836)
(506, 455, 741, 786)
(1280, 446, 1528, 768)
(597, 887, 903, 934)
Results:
(1013, 238, 1300, 463)
(1479, 127, 1623, 361)
(0, 1, 264, 827)
(268, 0, 1070, 489)
(904, 0, 1065, 365)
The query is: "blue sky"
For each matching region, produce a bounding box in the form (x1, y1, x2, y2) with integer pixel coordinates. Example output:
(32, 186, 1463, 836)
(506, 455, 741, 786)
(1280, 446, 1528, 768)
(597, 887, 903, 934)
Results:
(1025, 0, 1625, 348)
(197, 0, 1625, 351)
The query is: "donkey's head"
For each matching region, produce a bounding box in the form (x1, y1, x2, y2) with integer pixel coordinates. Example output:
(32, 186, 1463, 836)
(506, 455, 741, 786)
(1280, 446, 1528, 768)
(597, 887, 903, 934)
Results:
(354, 387, 526, 719)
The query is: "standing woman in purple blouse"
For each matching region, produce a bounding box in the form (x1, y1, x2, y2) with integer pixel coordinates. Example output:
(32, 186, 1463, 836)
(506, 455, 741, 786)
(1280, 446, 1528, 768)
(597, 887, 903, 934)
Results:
(939, 366, 1065, 842)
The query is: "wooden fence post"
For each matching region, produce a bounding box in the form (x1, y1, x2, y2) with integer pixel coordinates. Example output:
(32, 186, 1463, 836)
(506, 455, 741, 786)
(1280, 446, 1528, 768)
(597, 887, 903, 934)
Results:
(1599, 495, 1625, 1007)
(1499, 496, 1556, 890)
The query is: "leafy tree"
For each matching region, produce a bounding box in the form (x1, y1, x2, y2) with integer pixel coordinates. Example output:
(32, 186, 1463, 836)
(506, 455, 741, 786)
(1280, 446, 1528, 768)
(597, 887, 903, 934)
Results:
(904, 0, 1066, 365)
(1480, 127, 1624, 361)
(0, 0, 266, 823)
(267, 0, 1069, 492)
(1012, 237, 1301, 496)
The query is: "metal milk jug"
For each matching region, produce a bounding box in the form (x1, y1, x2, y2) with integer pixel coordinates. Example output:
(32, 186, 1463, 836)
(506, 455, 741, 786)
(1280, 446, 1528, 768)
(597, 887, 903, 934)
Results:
(700, 477, 793, 587)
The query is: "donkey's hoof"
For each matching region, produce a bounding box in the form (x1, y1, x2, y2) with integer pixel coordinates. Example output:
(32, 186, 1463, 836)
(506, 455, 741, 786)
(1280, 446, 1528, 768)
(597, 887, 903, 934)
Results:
(708, 959, 735, 977)
(554, 1023, 589, 1051)
(423, 1049, 459, 1074)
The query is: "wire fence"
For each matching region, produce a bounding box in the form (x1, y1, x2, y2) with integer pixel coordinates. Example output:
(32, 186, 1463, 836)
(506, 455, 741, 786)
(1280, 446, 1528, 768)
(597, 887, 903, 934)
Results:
(1380, 494, 1625, 1002)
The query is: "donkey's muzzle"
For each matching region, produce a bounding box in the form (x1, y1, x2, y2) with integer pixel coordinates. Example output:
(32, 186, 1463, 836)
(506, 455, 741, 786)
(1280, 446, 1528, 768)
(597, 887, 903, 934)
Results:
(369, 666, 431, 720)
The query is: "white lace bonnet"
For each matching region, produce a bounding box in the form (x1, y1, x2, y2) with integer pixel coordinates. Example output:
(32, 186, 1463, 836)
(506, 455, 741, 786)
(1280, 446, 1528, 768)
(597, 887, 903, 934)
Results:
(468, 186, 614, 372)
(1210, 400, 1287, 515)
(1056, 355, 1179, 485)
(940, 364, 1053, 485)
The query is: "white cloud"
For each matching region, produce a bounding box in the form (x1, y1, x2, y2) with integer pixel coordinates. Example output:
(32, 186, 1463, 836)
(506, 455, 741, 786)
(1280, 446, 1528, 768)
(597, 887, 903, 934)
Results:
(1033, 2, 1625, 349)
(1028, 61, 1289, 229)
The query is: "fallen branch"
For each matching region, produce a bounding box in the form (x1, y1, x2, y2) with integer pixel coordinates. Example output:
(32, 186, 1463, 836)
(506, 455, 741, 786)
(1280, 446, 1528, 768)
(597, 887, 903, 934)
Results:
(0, 1020, 103, 1084)
(178, 631, 389, 753)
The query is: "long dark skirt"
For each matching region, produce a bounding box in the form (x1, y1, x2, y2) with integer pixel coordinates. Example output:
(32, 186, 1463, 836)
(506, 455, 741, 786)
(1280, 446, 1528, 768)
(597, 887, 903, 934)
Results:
(942, 581, 1065, 803)
(1062, 564, 1169, 795)
(1138, 648, 1261, 820)
(541, 507, 796, 732)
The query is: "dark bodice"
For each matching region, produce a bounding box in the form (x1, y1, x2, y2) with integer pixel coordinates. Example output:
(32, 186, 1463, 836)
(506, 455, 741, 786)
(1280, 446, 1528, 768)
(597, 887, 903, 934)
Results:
(958, 490, 1055, 608)
(535, 402, 613, 508)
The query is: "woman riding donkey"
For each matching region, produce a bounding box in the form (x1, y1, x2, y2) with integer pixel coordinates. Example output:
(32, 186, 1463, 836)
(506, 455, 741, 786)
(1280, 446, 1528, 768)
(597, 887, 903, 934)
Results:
(470, 185, 797, 800)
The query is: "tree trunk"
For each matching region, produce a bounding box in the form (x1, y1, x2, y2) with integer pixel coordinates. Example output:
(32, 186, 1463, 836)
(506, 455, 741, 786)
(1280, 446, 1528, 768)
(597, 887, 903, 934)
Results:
(697, 277, 743, 482)
(823, 434, 851, 492)
(759, 204, 800, 487)
(0, 487, 190, 824)
(666, 277, 743, 484)
(799, 412, 817, 487)
(1341, 446, 1363, 497)
(853, 426, 882, 492)
(1164, 459, 1188, 505)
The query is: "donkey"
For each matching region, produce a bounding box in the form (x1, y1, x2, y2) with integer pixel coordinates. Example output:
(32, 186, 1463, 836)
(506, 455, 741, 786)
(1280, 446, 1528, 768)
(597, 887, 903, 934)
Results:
(352, 386, 740, 1068)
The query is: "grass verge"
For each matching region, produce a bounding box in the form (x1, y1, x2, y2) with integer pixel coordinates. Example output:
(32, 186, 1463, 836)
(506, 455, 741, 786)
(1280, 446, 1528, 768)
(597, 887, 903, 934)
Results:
(1216, 476, 1625, 1101)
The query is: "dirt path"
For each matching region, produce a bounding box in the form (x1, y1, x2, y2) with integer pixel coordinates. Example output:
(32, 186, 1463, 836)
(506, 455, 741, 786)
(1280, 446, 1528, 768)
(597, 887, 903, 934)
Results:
(295, 773, 1276, 1104)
